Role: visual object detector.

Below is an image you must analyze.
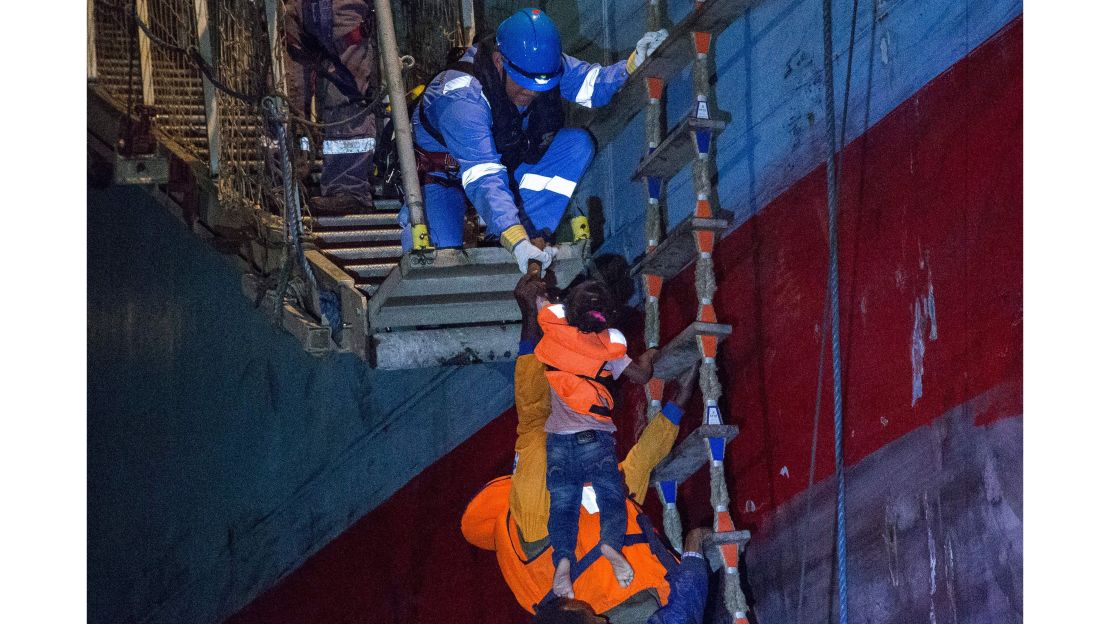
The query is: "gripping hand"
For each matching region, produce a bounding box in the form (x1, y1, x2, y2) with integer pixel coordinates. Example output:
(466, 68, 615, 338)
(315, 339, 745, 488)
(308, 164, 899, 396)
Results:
(512, 239, 557, 275)
(627, 29, 669, 73)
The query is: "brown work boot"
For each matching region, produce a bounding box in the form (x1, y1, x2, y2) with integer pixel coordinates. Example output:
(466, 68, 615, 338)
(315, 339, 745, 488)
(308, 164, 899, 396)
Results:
(463, 209, 481, 248)
(309, 194, 374, 215)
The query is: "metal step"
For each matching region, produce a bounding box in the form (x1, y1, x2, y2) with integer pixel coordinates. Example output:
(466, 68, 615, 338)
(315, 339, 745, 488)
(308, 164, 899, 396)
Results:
(372, 322, 521, 369)
(367, 241, 588, 330)
(150, 82, 203, 91)
(170, 114, 260, 124)
(312, 229, 401, 246)
(217, 137, 265, 146)
(372, 199, 403, 211)
(651, 424, 739, 486)
(323, 244, 403, 261)
(581, 0, 756, 151)
(704, 529, 752, 573)
(374, 291, 519, 328)
(633, 210, 732, 280)
(383, 242, 585, 299)
(151, 94, 205, 102)
(344, 262, 396, 280)
(152, 125, 210, 136)
(98, 61, 196, 75)
(150, 73, 203, 80)
(355, 281, 380, 297)
(633, 114, 727, 181)
(153, 104, 207, 112)
(705, 530, 751, 548)
(382, 262, 536, 299)
(150, 74, 203, 81)
(653, 321, 732, 380)
(313, 211, 401, 229)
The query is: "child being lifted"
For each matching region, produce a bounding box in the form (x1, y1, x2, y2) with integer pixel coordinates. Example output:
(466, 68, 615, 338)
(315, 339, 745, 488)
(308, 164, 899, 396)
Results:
(533, 277, 658, 599)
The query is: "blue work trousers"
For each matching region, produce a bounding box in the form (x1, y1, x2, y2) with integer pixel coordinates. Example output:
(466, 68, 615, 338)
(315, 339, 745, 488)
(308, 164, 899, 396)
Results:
(546, 429, 628, 566)
(401, 127, 596, 249)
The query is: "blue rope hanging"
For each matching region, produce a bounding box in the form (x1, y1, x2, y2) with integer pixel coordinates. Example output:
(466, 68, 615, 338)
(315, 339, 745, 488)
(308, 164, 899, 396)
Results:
(821, 1, 849, 623)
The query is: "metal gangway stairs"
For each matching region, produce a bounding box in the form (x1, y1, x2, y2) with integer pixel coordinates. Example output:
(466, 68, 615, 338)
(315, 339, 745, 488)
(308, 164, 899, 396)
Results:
(87, 0, 585, 369)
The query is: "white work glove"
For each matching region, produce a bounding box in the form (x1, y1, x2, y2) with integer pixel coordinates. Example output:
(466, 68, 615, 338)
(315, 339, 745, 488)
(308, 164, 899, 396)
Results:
(627, 29, 669, 73)
(512, 240, 557, 275)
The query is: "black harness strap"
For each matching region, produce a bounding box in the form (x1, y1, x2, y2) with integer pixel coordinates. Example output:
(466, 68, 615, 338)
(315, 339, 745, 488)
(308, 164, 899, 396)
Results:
(531, 505, 682, 611)
(533, 531, 651, 611)
(543, 363, 615, 417)
(588, 404, 613, 417)
(636, 510, 680, 576)
(544, 363, 611, 384)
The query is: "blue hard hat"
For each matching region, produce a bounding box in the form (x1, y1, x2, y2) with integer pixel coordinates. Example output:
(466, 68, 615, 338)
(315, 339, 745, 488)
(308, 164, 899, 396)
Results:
(496, 8, 564, 92)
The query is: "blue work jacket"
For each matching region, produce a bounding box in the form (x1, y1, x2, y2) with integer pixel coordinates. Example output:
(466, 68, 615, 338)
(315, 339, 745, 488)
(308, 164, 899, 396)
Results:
(413, 46, 627, 238)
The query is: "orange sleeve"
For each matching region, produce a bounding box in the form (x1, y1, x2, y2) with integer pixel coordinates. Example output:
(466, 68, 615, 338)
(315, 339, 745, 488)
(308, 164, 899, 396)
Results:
(461, 477, 513, 551)
(620, 412, 680, 504)
(508, 354, 553, 541)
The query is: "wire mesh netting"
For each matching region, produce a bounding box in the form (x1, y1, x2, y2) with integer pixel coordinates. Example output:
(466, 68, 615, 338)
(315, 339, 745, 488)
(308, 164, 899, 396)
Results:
(147, 0, 208, 159)
(393, 0, 467, 90)
(90, 0, 274, 213)
(89, 0, 470, 216)
(210, 0, 274, 214)
(92, 0, 143, 107)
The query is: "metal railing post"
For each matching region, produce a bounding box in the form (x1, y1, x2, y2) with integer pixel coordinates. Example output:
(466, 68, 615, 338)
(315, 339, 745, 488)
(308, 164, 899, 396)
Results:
(263, 0, 287, 93)
(193, 0, 221, 176)
(373, 0, 430, 250)
(135, 0, 156, 106)
(87, 0, 98, 81)
(460, 0, 476, 47)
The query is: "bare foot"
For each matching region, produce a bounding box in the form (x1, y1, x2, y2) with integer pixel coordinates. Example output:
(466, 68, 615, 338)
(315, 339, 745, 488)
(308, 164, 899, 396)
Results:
(600, 544, 634, 588)
(553, 558, 575, 599)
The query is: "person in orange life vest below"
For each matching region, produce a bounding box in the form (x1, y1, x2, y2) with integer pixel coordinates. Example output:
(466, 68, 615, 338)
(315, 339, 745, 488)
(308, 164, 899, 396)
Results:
(461, 271, 708, 623)
(533, 277, 660, 598)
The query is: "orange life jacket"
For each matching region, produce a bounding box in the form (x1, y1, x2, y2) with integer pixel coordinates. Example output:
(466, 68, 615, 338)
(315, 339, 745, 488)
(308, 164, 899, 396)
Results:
(460, 476, 676, 615)
(534, 304, 628, 419)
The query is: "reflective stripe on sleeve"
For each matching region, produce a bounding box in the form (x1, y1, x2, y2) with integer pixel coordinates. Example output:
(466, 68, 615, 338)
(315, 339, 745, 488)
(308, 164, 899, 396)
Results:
(574, 66, 601, 108)
(461, 162, 507, 187)
(442, 75, 473, 94)
(322, 137, 376, 155)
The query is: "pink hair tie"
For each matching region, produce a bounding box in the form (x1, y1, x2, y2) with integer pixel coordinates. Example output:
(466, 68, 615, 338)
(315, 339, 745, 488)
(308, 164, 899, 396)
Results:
(589, 310, 607, 324)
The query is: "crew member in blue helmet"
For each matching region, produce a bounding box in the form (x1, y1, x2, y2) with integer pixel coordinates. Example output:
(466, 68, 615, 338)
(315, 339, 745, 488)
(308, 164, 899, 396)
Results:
(400, 8, 667, 273)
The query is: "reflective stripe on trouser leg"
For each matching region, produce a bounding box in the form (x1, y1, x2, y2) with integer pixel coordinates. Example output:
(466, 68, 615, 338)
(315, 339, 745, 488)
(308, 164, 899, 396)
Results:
(319, 99, 374, 199)
(319, 71, 375, 202)
(513, 128, 596, 238)
(422, 182, 467, 248)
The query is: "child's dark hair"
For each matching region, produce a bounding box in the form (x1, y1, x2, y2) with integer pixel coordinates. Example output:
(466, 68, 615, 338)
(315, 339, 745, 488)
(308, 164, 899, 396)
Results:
(564, 279, 615, 333)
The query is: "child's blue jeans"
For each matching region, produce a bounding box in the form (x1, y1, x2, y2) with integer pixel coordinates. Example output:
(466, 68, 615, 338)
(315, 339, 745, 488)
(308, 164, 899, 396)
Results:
(546, 430, 628, 566)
